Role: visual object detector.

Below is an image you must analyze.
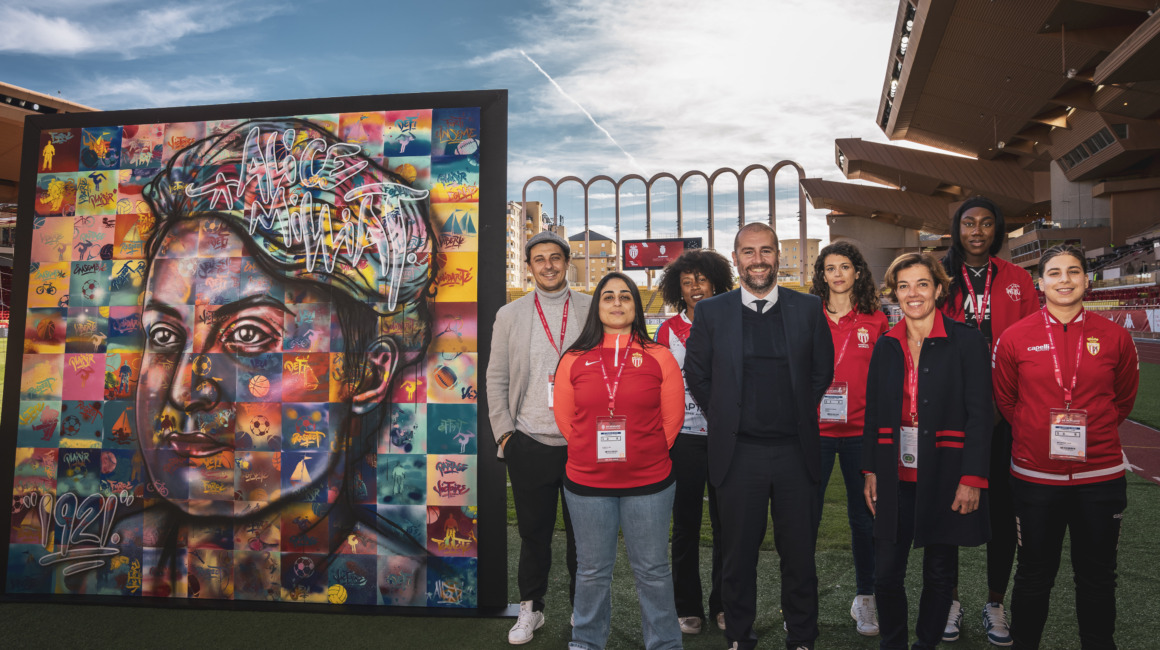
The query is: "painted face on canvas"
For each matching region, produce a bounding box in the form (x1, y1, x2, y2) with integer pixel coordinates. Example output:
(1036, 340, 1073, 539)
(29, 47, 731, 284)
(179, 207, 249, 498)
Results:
(136, 217, 348, 516)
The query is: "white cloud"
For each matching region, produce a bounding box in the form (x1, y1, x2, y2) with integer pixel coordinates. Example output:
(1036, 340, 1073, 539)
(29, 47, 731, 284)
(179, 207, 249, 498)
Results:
(489, 0, 901, 245)
(0, 2, 277, 57)
(77, 74, 256, 108)
(466, 47, 521, 66)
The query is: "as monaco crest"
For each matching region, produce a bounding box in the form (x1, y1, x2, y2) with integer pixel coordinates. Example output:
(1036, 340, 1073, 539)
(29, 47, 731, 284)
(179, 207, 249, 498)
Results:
(631, 352, 643, 368)
(1086, 336, 1100, 356)
(857, 327, 870, 345)
(1006, 283, 1022, 301)
(628, 244, 639, 260)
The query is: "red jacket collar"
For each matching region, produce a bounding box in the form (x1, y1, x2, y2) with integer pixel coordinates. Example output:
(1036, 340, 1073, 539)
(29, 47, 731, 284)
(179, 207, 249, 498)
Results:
(886, 313, 949, 342)
(1043, 307, 1085, 325)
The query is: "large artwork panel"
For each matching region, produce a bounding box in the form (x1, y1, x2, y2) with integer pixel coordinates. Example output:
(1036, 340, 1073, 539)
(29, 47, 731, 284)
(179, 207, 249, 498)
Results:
(3, 92, 506, 613)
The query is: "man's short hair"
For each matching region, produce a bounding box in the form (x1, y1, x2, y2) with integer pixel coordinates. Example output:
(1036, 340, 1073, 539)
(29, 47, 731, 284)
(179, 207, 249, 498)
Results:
(733, 222, 779, 251)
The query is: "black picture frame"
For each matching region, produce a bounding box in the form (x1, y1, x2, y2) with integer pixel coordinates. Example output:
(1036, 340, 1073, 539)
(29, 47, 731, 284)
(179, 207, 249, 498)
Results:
(0, 89, 511, 616)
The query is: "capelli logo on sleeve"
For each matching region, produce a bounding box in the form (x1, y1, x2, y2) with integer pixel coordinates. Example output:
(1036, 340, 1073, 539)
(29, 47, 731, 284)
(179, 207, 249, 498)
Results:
(1027, 344, 1050, 352)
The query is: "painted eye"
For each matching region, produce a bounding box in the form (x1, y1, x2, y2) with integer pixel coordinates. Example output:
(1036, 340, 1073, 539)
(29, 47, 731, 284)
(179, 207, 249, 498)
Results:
(222, 320, 277, 352)
(147, 324, 183, 351)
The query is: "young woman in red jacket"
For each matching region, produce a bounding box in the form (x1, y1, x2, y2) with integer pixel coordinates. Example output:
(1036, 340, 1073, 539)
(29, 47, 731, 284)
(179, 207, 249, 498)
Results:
(809, 241, 889, 637)
(940, 196, 1037, 646)
(655, 249, 734, 635)
(554, 271, 686, 650)
(863, 253, 993, 650)
(992, 245, 1139, 649)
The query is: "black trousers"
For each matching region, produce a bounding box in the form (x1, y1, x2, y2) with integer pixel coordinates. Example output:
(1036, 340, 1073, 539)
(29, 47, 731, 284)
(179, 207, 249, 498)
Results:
(876, 481, 958, 650)
(670, 433, 722, 620)
(955, 418, 1018, 598)
(1010, 476, 1126, 650)
(716, 439, 819, 650)
(985, 419, 1018, 596)
(505, 432, 577, 612)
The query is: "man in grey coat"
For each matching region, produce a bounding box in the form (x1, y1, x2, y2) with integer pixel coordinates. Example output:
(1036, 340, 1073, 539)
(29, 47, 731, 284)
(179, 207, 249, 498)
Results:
(487, 230, 592, 644)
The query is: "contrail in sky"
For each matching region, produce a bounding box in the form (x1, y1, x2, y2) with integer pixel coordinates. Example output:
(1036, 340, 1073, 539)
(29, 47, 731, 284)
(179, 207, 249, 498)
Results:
(519, 49, 646, 174)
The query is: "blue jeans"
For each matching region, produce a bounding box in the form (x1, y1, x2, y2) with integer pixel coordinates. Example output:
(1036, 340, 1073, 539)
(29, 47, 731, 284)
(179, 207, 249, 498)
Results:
(564, 482, 681, 650)
(817, 435, 875, 595)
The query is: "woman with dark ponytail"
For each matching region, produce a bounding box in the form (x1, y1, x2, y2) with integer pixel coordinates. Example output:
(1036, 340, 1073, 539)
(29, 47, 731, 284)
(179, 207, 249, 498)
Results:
(939, 196, 1037, 645)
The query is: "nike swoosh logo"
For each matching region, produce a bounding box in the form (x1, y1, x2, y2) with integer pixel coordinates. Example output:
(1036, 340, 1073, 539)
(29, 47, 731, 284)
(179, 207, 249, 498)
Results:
(585, 360, 600, 366)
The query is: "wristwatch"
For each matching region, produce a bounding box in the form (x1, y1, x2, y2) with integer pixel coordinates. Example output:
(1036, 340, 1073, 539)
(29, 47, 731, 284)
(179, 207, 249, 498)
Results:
(498, 431, 514, 446)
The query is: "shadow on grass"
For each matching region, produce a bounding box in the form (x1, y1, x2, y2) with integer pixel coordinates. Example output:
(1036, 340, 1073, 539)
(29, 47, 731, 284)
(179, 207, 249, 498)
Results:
(3, 474, 1156, 649)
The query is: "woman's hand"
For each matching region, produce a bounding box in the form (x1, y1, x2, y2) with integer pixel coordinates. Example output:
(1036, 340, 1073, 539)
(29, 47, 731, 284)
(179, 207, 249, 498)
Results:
(863, 473, 877, 517)
(951, 483, 981, 514)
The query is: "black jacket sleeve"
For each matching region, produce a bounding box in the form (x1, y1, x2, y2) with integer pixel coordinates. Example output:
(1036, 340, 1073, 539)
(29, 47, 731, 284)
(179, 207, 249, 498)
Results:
(958, 325, 993, 480)
(685, 303, 713, 414)
(862, 339, 887, 474)
(809, 300, 835, 405)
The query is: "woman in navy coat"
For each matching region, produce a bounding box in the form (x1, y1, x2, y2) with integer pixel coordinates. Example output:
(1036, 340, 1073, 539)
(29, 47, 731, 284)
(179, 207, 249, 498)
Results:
(862, 252, 992, 650)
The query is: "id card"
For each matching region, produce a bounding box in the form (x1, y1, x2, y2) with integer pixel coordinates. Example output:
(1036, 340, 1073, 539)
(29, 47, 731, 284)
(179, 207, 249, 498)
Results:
(596, 416, 628, 463)
(547, 373, 555, 410)
(900, 426, 918, 468)
(820, 382, 849, 423)
(1049, 408, 1087, 462)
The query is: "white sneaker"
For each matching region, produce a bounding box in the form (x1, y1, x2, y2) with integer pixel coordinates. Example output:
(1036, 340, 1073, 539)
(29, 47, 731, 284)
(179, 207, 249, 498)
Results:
(982, 602, 1013, 646)
(850, 594, 880, 636)
(678, 616, 702, 634)
(508, 601, 544, 645)
(943, 599, 963, 642)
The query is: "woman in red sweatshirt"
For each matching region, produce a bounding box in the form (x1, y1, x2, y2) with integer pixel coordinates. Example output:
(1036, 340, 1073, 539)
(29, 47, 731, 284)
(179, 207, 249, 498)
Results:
(554, 271, 685, 650)
(992, 245, 1139, 649)
(939, 195, 1037, 645)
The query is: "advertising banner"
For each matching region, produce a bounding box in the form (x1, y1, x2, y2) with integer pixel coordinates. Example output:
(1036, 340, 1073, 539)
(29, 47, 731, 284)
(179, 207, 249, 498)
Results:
(622, 237, 702, 270)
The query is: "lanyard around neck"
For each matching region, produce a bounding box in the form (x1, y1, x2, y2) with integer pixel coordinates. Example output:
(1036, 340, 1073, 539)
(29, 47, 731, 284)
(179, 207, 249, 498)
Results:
(534, 293, 569, 358)
(599, 334, 634, 416)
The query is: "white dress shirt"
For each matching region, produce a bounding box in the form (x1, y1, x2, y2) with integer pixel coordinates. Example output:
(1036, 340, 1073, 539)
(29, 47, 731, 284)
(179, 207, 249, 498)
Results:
(740, 284, 779, 313)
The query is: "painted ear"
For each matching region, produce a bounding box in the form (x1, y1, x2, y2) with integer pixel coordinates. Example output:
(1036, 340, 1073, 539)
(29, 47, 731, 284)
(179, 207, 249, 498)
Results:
(351, 337, 399, 415)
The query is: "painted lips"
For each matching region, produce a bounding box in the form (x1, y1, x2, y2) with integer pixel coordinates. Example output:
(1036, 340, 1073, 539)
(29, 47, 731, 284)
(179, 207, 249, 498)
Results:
(163, 431, 233, 457)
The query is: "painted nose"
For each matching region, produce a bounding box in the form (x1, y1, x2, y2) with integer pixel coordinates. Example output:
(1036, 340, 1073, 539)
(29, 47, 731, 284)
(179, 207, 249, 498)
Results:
(168, 354, 219, 414)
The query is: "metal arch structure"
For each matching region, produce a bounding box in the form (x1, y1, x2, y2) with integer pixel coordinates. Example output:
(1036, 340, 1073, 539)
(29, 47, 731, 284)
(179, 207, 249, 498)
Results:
(521, 161, 812, 290)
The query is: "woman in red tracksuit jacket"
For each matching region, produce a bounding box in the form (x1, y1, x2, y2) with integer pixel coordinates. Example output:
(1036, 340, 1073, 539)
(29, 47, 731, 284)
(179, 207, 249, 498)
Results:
(554, 271, 686, 650)
(654, 249, 734, 635)
(939, 196, 1037, 645)
(992, 245, 1139, 650)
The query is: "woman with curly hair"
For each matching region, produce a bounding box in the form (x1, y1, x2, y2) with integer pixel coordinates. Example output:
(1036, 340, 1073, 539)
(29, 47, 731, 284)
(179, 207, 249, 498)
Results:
(809, 241, 889, 637)
(654, 249, 734, 635)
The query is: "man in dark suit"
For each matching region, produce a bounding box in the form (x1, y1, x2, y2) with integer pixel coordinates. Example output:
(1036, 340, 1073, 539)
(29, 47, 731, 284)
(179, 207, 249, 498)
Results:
(685, 223, 834, 650)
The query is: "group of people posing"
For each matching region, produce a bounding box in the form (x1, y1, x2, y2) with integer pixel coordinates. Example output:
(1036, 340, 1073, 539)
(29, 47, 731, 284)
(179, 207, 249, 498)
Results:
(487, 196, 1139, 650)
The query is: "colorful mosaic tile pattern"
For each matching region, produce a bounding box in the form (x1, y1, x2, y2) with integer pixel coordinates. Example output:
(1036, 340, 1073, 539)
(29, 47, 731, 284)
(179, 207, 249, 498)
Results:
(9, 109, 483, 607)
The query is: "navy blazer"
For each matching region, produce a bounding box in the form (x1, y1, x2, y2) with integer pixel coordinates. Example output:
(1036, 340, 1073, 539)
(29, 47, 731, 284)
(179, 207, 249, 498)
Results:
(861, 315, 992, 548)
(685, 287, 834, 487)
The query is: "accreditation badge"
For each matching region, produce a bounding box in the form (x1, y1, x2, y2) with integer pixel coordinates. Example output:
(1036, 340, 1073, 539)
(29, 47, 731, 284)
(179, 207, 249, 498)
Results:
(900, 426, 919, 469)
(1048, 408, 1088, 462)
(547, 373, 555, 410)
(596, 416, 628, 463)
(819, 382, 849, 423)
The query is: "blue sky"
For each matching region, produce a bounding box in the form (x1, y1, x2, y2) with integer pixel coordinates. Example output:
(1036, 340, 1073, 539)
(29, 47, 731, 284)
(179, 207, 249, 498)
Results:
(1, 0, 920, 252)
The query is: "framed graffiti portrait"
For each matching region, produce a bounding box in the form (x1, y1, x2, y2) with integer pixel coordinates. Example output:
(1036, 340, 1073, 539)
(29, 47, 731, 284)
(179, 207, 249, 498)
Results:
(1, 90, 508, 615)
